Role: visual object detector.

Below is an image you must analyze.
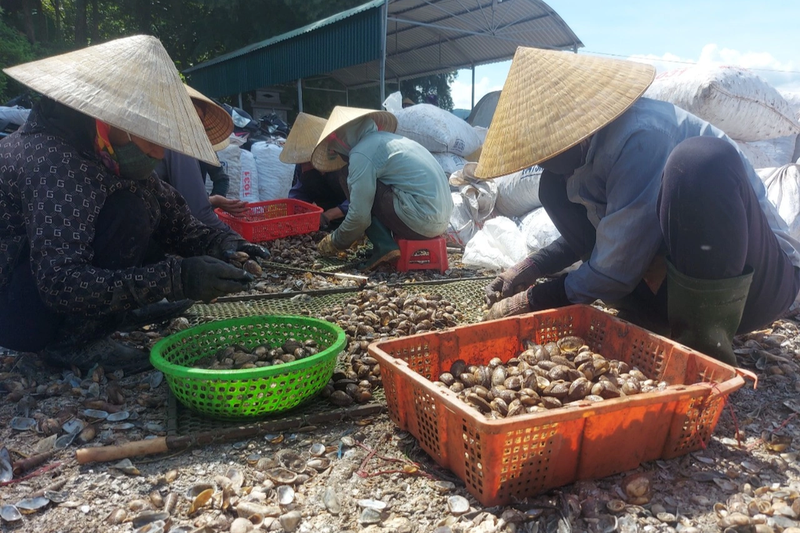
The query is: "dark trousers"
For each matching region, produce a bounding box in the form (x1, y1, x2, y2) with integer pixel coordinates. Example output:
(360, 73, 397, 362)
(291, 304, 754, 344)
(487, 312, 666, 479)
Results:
(338, 175, 427, 240)
(0, 190, 156, 352)
(539, 136, 800, 334)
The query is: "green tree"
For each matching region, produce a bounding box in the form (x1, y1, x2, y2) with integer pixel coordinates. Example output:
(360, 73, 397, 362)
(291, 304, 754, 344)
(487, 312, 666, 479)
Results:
(0, 9, 35, 102)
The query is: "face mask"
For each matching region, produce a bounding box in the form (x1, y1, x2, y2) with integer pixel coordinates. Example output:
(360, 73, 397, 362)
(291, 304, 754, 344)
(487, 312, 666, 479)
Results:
(114, 135, 161, 180)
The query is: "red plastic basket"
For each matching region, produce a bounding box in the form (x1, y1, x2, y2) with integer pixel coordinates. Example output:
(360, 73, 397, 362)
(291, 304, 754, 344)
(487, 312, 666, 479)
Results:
(216, 199, 322, 243)
(368, 304, 755, 506)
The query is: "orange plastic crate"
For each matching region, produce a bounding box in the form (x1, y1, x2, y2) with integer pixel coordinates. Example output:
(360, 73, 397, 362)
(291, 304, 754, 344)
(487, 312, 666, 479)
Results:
(368, 304, 754, 506)
(215, 199, 322, 243)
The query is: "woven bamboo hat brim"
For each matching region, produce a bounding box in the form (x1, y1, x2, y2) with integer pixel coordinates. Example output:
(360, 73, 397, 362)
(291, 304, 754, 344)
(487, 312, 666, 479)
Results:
(3, 35, 219, 166)
(279, 113, 327, 164)
(474, 47, 656, 179)
(311, 106, 398, 172)
(186, 85, 233, 147)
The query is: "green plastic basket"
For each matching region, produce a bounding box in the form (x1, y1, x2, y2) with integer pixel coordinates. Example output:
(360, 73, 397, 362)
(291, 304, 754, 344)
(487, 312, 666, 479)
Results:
(150, 315, 346, 419)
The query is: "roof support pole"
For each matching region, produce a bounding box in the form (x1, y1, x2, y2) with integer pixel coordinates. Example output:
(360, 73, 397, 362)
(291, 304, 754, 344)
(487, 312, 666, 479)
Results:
(471, 64, 475, 110)
(379, 0, 389, 105)
(238, 93, 243, 109)
(346, 88, 349, 106)
(297, 79, 304, 113)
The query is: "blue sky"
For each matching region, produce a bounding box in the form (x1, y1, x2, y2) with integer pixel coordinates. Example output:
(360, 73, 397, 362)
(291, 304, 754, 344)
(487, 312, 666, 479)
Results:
(451, 1, 800, 109)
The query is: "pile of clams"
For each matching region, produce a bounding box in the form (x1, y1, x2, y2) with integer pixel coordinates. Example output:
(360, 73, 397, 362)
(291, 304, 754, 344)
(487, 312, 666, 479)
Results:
(435, 335, 669, 418)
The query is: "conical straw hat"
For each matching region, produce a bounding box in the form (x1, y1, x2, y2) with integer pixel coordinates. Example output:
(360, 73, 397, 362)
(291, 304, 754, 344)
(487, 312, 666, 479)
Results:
(311, 106, 397, 172)
(279, 113, 327, 164)
(186, 85, 233, 147)
(3, 35, 219, 166)
(474, 47, 655, 179)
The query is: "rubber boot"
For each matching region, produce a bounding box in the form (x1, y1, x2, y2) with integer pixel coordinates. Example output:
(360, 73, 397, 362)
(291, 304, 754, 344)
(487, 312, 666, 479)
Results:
(41, 337, 151, 375)
(359, 217, 400, 271)
(667, 261, 753, 367)
(119, 299, 194, 332)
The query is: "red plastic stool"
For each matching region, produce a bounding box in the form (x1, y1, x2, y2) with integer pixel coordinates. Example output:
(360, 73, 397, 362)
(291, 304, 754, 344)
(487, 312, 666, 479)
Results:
(396, 237, 449, 273)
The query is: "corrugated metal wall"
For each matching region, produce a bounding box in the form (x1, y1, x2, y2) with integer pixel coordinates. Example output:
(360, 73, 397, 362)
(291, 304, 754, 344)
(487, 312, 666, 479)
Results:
(187, 7, 383, 97)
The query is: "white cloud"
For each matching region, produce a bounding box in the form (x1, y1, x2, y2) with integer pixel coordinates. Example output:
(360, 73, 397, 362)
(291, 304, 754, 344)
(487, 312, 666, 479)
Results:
(450, 76, 503, 110)
(627, 44, 800, 95)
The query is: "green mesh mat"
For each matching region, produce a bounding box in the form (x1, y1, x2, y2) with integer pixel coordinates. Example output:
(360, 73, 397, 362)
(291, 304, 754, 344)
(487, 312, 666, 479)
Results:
(185, 278, 489, 325)
(168, 278, 488, 435)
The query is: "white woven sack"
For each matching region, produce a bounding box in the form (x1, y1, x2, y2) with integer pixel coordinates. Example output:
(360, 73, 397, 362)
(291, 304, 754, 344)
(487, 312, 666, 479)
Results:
(238, 148, 260, 203)
(251, 141, 295, 201)
(445, 193, 478, 247)
(432, 152, 468, 176)
(395, 104, 482, 156)
(462, 217, 528, 270)
(736, 136, 798, 170)
(746, 135, 798, 168)
(780, 91, 800, 121)
(460, 180, 497, 223)
(494, 166, 543, 217)
(645, 66, 800, 141)
(216, 135, 243, 200)
(758, 164, 800, 241)
(520, 207, 561, 252)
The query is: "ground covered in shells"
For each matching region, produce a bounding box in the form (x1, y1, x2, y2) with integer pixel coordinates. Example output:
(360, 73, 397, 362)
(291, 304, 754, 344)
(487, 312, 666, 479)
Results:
(2, 236, 800, 533)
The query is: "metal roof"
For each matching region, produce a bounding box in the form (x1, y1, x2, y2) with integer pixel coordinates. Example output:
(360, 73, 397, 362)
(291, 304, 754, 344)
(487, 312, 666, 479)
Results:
(184, 0, 582, 97)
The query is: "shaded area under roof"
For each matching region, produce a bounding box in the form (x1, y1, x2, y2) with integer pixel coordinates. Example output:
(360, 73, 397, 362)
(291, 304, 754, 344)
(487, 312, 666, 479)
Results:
(184, 0, 583, 98)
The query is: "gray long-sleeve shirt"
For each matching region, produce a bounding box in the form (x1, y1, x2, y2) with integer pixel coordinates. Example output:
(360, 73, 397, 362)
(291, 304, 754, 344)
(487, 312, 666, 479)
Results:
(330, 118, 453, 249)
(563, 97, 800, 305)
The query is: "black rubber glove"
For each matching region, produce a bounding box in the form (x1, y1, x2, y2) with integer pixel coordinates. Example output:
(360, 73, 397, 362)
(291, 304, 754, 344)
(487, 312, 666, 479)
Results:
(180, 256, 254, 303)
(220, 235, 270, 260)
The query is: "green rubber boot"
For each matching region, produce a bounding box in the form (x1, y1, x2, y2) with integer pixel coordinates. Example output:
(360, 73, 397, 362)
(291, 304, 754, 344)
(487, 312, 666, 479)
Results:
(359, 217, 400, 271)
(667, 261, 753, 367)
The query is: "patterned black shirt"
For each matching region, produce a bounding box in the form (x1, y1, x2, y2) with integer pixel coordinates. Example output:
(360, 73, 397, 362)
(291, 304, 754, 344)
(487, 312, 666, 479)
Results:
(0, 103, 231, 316)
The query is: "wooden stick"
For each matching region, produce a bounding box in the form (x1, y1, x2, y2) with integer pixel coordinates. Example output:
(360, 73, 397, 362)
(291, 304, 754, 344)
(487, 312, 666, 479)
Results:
(76, 437, 168, 464)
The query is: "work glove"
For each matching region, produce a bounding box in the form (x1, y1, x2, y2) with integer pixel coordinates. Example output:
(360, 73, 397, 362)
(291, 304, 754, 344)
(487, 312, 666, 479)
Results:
(180, 256, 254, 303)
(317, 234, 342, 257)
(485, 257, 541, 307)
(483, 292, 531, 321)
(319, 213, 330, 231)
(220, 235, 270, 260)
(484, 276, 572, 321)
(484, 237, 581, 306)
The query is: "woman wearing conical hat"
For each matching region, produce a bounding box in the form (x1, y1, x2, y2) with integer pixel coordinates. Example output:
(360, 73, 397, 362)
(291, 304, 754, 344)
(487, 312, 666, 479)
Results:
(481, 47, 800, 366)
(0, 36, 268, 374)
(312, 106, 454, 270)
(280, 113, 349, 230)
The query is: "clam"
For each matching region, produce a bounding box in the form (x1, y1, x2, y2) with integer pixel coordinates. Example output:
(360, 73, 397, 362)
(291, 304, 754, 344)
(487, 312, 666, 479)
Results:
(277, 485, 295, 505)
(134, 520, 166, 533)
(307, 457, 331, 471)
(0, 447, 12, 483)
(187, 483, 214, 498)
(10, 416, 37, 431)
(188, 488, 213, 515)
(107, 410, 130, 422)
(277, 450, 306, 472)
(556, 336, 585, 353)
(266, 468, 298, 485)
(309, 443, 326, 456)
(16, 497, 49, 513)
(0, 505, 22, 523)
(81, 408, 109, 420)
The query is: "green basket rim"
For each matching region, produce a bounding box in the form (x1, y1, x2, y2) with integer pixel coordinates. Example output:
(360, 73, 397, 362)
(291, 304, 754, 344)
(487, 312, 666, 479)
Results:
(149, 314, 346, 381)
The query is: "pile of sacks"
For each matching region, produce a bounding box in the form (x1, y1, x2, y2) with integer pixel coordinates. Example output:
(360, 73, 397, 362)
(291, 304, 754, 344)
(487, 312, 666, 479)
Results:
(208, 134, 295, 203)
(446, 162, 562, 270)
(645, 65, 800, 242)
(645, 65, 800, 168)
